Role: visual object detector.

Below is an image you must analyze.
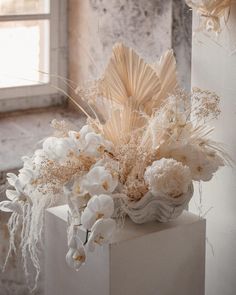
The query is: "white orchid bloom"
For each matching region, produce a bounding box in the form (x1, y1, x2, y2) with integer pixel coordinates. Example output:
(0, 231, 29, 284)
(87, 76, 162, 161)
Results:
(80, 125, 92, 136)
(6, 171, 30, 202)
(83, 132, 106, 157)
(18, 168, 34, 187)
(87, 218, 116, 252)
(0, 174, 25, 213)
(8, 166, 33, 190)
(7, 173, 19, 187)
(5, 189, 19, 201)
(33, 149, 47, 165)
(0, 200, 22, 214)
(162, 144, 224, 182)
(68, 125, 92, 145)
(68, 126, 102, 155)
(64, 178, 90, 224)
(1, 165, 35, 215)
(43, 136, 76, 162)
(81, 166, 118, 196)
(21, 155, 34, 170)
(66, 224, 86, 271)
(69, 125, 113, 159)
(66, 245, 86, 271)
(81, 194, 114, 230)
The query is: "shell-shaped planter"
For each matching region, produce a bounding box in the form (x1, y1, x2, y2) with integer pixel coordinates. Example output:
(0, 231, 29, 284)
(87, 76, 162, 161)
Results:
(121, 183, 194, 224)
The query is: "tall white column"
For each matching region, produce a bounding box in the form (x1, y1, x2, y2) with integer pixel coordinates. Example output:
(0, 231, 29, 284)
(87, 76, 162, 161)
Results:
(190, 4, 236, 295)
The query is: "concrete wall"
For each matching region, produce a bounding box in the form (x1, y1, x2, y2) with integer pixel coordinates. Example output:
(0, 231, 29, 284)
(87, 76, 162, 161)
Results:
(68, 0, 192, 90)
(190, 4, 236, 295)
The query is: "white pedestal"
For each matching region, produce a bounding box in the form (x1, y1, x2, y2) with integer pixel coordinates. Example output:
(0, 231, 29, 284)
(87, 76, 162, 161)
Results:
(45, 205, 205, 295)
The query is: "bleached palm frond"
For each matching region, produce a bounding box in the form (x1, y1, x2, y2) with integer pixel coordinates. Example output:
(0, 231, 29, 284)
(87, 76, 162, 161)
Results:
(144, 50, 178, 113)
(153, 50, 177, 100)
(101, 109, 123, 145)
(100, 98, 146, 144)
(77, 44, 180, 144)
(99, 43, 161, 107)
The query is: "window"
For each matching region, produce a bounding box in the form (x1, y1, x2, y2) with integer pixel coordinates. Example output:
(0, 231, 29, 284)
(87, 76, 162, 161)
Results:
(0, 0, 67, 112)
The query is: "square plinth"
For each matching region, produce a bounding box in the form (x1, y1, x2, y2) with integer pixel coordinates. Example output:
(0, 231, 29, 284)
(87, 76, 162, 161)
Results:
(45, 205, 205, 295)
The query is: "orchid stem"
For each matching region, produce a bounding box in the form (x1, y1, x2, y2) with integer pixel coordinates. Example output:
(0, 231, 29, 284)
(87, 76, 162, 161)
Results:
(83, 230, 90, 245)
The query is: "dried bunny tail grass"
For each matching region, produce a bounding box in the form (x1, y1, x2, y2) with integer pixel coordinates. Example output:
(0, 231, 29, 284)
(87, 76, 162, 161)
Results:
(2, 211, 21, 272)
(25, 195, 57, 291)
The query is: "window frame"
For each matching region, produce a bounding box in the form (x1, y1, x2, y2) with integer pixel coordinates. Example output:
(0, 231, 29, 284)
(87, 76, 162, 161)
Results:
(0, 0, 68, 113)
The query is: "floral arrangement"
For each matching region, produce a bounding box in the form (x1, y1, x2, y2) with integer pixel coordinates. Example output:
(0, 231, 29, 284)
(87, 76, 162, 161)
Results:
(186, 0, 232, 34)
(0, 43, 228, 289)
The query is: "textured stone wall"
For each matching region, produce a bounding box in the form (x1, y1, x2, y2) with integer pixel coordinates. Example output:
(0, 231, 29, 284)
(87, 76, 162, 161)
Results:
(69, 0, 192, 90)
(172, 0, 192, 90)
(69, 0, 172, 83)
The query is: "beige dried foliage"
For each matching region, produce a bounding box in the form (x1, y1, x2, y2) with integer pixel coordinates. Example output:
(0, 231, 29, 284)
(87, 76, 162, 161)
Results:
(191, 87, 221, 121)
(186, 0, 231, 33)
(34, 154, 96, 195)
(81, 43, 178, 145)
(186, 0, 231, 17)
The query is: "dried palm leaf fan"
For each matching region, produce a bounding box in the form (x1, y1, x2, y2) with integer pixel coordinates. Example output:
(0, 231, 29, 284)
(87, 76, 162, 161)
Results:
(77, 43, 178, 145)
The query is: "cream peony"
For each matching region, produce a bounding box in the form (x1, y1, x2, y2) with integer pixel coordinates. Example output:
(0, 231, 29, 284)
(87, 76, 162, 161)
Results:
(144, 158, 192, 198)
